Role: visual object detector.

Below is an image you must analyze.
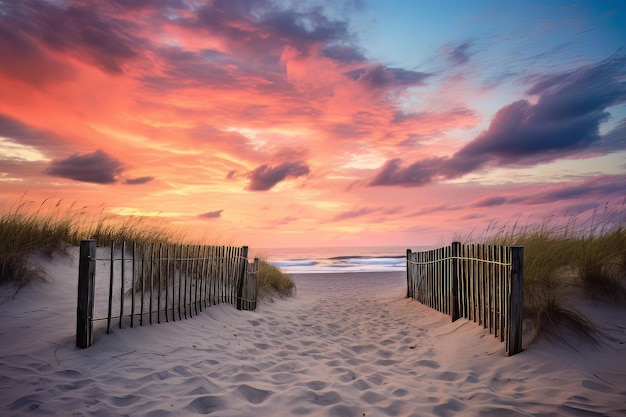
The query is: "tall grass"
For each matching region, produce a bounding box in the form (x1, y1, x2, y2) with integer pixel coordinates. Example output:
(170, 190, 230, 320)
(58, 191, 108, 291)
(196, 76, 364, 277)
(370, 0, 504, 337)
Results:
(1, 199, 75, 287)
(482, 208, 626, 344)
(257, 259, 296, 300)
(0, 198, 296, 300)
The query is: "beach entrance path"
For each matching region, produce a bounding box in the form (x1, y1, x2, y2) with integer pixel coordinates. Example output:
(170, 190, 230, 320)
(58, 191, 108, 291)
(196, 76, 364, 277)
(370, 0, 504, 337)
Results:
(1, 267, 625, 416)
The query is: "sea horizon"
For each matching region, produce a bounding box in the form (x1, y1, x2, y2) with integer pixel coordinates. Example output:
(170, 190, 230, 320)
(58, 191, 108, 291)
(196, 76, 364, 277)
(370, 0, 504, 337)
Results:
(249, 245, 434, 274)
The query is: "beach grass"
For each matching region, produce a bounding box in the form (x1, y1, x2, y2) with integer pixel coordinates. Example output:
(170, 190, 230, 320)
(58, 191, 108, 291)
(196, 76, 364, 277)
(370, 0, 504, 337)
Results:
(483, 209, 626, 343)
(0, 198, 295, 298)
(0, 199, 77, 287)
(257, 259, 296, 299)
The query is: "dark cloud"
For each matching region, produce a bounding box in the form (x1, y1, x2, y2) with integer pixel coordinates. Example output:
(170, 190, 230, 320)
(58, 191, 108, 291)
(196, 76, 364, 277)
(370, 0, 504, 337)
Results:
(521, 174, 626, 205)
(111, 0, 185, 9)
(0, 0, 142, 74)
(471, 196, 508, 207)
(322, 44, 366, 63)
(124, 176, 154, 185)
(261, 6, 351, 46)
(0, 22, 73, 86)
(345, 65, 431, 89)
(370, 54, 626, 187)
(142, 46, 243, 90)
(455, 53, 626, 165)
(183, 0, 360, 64)
(247, 161, 310, 191)
(46, 150, 124, 184)
(198, 210, 223, 219)
(0, 114, 64, 148)
(456, 99, 606, 164)
(369, 157, 446, 187)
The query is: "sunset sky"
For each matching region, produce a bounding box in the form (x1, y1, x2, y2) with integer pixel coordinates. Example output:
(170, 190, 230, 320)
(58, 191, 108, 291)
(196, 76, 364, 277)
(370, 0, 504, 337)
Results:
(1, 0, 625, 248)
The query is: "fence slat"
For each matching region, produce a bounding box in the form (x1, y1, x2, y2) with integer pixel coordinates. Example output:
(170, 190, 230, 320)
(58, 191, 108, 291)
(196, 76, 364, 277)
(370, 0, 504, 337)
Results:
(131, 243, 136, 328)
(237, 246, 249, 310)
(106, 241, 115, 334)
(149, 243, 154, 325)
(120, 241, 126, 329)
(76, 240, 96, 348)
(191, 245, 198, 316)
(200, 245, 207, 311)
(140, 243, 145, 326)
(451, 242, 460, 321)
(507, 246, 525, 356)
(479, 244, 485, 327)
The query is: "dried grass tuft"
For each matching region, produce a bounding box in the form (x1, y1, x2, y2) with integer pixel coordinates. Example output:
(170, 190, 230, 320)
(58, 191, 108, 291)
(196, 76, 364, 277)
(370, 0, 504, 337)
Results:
(481, 206, 626, 344)
(257, 259, 296, 300)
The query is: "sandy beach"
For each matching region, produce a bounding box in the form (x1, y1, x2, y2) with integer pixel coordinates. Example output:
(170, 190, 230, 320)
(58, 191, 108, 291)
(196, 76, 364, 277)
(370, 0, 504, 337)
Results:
(1, 252, 625, 416)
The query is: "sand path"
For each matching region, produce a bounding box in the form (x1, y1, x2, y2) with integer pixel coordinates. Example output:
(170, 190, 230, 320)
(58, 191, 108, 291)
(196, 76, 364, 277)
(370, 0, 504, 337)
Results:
(1, 269, 625, 416)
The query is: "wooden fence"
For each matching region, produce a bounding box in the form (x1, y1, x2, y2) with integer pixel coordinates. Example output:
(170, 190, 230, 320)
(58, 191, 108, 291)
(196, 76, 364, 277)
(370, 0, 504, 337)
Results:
(406, 242, 524, 356)
(76, 240, 259, 348)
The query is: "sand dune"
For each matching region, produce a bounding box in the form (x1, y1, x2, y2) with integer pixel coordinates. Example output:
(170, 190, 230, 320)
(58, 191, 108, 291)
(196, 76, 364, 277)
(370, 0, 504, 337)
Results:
(0, 251, 625, 416)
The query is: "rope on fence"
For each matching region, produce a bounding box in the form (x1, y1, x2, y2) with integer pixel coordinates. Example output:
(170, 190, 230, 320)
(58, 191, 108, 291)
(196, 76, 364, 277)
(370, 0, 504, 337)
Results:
(407, 256, 512, 267)
(93, 255, 250, 262)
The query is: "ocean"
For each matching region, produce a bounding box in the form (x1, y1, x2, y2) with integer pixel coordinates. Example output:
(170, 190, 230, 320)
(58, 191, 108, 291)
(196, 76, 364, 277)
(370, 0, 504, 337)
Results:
(250, 246, 432, 274)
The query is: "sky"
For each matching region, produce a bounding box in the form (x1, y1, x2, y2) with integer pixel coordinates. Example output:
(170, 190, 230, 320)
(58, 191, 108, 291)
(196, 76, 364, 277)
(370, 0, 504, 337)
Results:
(1, 0, 625, 249)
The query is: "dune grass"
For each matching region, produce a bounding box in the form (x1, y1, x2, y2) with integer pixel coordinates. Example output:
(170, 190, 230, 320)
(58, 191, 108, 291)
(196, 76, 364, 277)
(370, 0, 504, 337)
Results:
(257, 259, 296, 300)
(0, 198, 295, 298)
(0, 199, 178, 288)
(482, 209, 626, 344)
(1, 199, 77, 287)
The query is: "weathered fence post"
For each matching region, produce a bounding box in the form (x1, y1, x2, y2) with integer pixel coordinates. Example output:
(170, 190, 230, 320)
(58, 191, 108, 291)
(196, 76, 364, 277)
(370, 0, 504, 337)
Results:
(252, 257, 259, 310)
(450, 242, 461, 322)
(76, 239, 96, 348)
(236, 246, 249, 310)
(507, 246, 524, 356)
(406, 249, 412, 298)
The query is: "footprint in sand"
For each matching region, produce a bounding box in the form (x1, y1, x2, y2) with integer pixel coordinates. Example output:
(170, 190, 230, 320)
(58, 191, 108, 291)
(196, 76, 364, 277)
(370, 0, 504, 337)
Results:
(432, 398, 466, 417)
(352, 378, 370, 391)
(186, 396, 224, 414)
(393, 388, 409, 397)
(235, 384, 273, 404)
(361, 390, 387, 404)
(436, 371, 463, 382)
(303, 390, 342, 406)
(374, 359, 398, 366)
(415, 359, 440, 369)
(303, 380, 329, 390)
